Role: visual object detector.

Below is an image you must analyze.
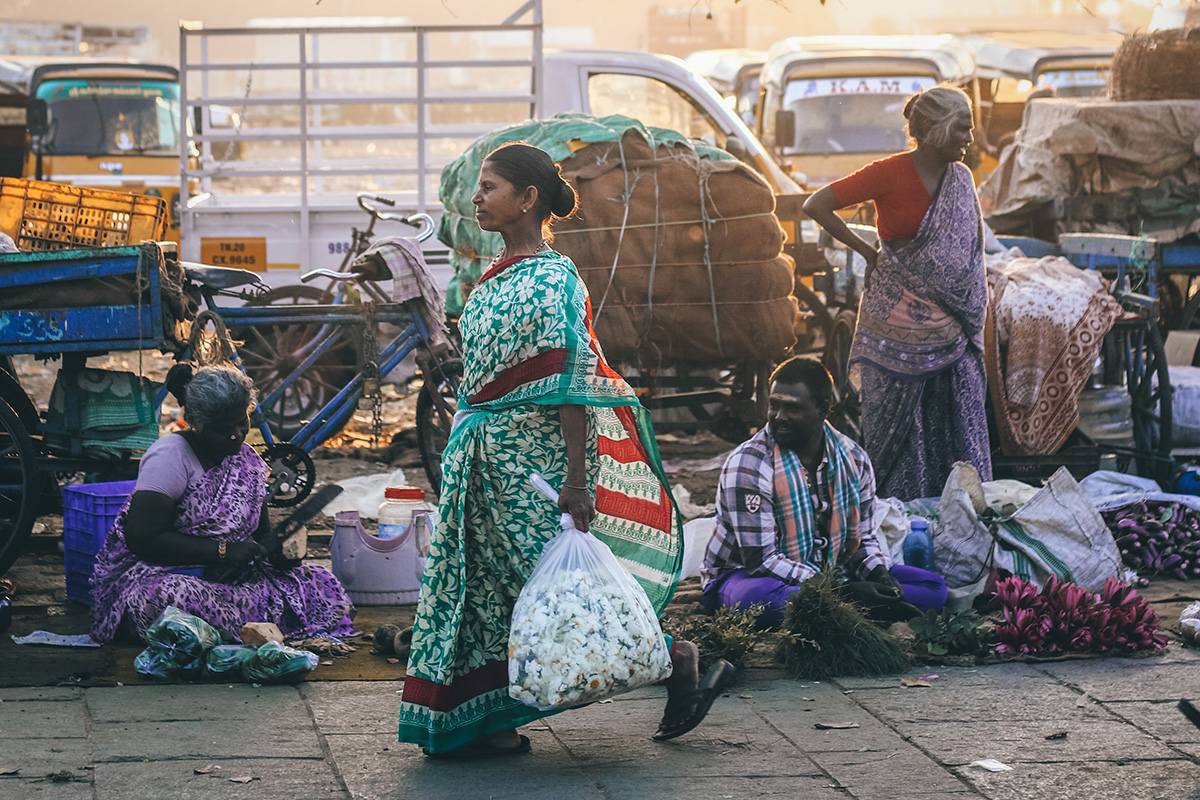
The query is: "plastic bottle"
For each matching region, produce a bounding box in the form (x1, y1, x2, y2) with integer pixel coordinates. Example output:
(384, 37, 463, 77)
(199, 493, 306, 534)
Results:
(902, 518, 936, 571)
(377, 487, 431, 542)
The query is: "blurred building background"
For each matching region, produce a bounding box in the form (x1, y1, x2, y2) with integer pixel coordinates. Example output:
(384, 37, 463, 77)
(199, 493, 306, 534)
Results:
(0, 0, 1161, 62)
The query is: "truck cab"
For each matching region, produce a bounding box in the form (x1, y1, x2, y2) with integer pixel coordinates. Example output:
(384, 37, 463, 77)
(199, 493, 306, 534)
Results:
(756, 35, 977, 193)
(965, 32, 1121, 181)
(544, 49, 799, 198)
(0, 56, 185, 240)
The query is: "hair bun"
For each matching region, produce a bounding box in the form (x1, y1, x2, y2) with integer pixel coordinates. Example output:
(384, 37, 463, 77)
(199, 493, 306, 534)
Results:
(902, 93, 921, 120)
(551, 178, 578, 218)
(165, 363, 195, 405)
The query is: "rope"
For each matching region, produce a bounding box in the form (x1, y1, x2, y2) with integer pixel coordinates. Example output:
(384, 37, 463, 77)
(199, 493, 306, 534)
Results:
(187, 310, 242, 369)
(640, 131, 662, 347)
(441, 206, 777, 233)
(697, 169, 723, 356)
(592, 132, 636, 322)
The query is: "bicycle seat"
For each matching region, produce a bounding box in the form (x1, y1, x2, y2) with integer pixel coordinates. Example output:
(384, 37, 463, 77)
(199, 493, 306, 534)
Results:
(180, 262, 267, 290)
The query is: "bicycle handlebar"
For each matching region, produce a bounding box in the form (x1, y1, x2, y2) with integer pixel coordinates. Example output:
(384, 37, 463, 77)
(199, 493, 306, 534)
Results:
(302, 269, 363, 284)
(355, 193, 436, 243)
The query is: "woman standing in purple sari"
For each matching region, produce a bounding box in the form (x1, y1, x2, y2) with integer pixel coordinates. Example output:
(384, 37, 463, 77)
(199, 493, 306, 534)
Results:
(803, 85, 992, 500)
(90, 366, 356, 643)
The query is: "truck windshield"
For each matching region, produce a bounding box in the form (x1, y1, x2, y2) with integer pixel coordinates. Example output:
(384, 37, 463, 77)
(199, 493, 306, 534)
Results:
(780, 76, 934, 155)
(1035, 68, 1108, 98)
(35, 79, 180, 156)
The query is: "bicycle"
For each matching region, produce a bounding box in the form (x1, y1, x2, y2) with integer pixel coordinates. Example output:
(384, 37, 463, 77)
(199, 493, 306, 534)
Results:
(232, 193, 438, 438)
(182, 202, 461, 506)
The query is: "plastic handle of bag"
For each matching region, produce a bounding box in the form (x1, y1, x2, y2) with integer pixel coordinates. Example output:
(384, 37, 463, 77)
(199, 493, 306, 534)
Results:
(529, 473, 582, 535)
(529, 472, 559, 503)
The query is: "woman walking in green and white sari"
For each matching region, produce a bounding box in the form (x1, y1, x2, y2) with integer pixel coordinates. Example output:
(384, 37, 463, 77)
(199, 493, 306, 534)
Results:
(398, 142, 733, 758)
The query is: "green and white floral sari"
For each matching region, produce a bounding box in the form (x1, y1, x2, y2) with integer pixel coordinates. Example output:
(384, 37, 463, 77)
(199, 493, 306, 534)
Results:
(397, 250, 683, 753)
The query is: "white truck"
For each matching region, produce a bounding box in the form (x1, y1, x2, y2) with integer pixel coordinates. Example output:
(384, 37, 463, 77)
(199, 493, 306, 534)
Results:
(177, 1, 803, 287)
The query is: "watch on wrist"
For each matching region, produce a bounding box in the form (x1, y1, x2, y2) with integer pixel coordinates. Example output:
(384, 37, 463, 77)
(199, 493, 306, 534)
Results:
(218, 541, 227, 562)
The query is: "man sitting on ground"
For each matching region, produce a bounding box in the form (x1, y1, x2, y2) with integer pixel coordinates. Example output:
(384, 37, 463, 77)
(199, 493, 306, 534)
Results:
(701, 357, 947, 626)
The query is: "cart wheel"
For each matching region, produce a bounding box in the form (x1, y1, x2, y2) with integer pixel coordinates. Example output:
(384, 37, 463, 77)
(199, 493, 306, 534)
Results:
(0, 399, 40, 577)
(416, 359, 462, 495)
(234, 286, 356, 440)
(262, 442, 316, 508)
(823, 308, 863, 443)
(1102, 316, 1173, 485)
(791, 282, 834, 356)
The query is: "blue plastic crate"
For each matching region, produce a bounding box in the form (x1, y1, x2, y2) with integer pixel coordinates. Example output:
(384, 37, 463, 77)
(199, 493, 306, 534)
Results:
(61, 480, 135, 605)
(65, 567, 94, 605)
(62, 481, 135, 556)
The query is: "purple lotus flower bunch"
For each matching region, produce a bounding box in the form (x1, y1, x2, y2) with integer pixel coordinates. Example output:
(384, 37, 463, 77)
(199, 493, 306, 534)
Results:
(992, 576, 1167, 656)
(1101, 500, 1200, 579)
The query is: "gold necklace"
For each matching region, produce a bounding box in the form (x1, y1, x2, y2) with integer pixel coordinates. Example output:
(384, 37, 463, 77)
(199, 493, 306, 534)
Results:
(493, 239, 548, 264)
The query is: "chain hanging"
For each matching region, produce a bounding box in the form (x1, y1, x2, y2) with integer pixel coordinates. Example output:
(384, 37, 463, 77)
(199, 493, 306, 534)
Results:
(359, 301, 384, 447)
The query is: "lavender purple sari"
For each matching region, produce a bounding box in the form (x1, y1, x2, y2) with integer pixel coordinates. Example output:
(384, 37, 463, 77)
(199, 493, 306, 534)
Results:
(90, 440, 356, 643)
(849, 162, 992, 500)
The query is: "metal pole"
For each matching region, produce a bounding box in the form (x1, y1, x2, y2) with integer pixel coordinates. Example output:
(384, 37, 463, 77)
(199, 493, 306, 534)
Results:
(416, 29, 427, 213)
(299, 30, 310, 275)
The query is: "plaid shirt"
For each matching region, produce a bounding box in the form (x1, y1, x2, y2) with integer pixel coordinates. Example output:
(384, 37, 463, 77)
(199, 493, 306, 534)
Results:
(701, 424, 885, 587)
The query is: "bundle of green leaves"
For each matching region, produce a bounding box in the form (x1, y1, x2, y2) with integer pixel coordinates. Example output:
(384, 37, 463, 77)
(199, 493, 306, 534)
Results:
(908, 608, 995, 658)
(662, 603, 774, 673)
(773, 571, 910, 679)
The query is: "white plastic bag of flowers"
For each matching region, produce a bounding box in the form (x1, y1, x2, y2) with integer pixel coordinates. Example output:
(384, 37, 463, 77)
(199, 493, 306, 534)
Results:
(508, 474, 672, 710)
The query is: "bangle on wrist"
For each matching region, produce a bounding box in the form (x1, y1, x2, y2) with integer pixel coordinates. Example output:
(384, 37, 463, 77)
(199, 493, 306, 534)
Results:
(562, 483, 590, 492)
(217, 541, 227, 562)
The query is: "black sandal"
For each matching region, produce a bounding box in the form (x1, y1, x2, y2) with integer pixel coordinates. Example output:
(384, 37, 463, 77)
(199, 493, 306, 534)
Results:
(653, 659, 735, 741)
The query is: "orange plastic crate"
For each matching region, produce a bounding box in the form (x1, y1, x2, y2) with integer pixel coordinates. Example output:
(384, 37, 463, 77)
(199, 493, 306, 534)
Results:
(0, 177, 167, 251)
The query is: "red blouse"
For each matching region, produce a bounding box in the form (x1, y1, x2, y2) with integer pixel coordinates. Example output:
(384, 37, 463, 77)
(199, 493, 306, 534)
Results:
(828, 152, 931, 242)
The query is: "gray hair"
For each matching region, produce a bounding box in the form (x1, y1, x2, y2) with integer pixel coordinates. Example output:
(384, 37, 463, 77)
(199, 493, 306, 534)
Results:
(904, 84, 972, 149)
(181, 365, 256, 432)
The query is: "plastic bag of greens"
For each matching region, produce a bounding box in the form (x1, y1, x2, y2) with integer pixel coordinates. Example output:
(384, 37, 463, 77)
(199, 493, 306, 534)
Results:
(507, 475, 671, 711)
(206, 644, 257, 676)
(242, 641, 319, 684)
(134, 606, 222, 679)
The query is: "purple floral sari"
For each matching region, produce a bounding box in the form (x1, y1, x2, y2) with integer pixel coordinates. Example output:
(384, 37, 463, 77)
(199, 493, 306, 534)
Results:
(849, 162, 993, 500)
(90, 440, 356, 643)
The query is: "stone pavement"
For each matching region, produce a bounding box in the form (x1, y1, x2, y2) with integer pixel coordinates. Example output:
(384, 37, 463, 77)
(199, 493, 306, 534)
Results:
(4, 647, 1200, 800)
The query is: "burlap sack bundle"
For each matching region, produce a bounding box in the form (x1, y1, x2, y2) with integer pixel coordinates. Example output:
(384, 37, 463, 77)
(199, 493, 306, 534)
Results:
(553, 130, 796, 367)
(1110, 28, 1200, 102)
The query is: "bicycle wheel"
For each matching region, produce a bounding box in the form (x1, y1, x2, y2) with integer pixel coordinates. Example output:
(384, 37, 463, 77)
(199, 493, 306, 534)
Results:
(0, 399, 40, 577)
(233, 285, 356, 440)
(416, 359, 462, 494)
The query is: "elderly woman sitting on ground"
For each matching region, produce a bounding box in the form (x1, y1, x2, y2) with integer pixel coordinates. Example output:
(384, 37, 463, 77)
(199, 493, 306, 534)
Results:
(90, 365, 356, 643)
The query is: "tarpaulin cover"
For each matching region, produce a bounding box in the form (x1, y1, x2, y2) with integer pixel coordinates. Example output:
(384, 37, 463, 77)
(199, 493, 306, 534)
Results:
(438, 112, 796, 367)
(979, 98, 1200, 242)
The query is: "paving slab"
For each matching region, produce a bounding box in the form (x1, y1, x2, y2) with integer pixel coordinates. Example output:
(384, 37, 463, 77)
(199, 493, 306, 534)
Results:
(1094, 699, 1200, 744)
(841, 679, 1084, 724)
(324, 731, 605, 800)
(952, 758, 1200, 800)
(1036, 659, 1200, 701)
(91, 717, 326, 762)
(893, 717, 1179, 765)
(94, 757, 348, 799)
(0, 773, 94, 799)
(86, 684, 312, 723)
(0, 689, 89, 738)
(301, 682, 405, 735)
(743, 683, 975, 799)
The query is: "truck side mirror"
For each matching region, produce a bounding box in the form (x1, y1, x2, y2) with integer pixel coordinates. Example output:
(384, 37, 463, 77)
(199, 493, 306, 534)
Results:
(25, 99, 48, 137)
(774, 109, 795, 149)
(724, 135, 752, 165)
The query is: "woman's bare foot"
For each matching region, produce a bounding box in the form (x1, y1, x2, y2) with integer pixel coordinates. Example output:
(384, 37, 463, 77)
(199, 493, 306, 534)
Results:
(657, 639, 700, 733)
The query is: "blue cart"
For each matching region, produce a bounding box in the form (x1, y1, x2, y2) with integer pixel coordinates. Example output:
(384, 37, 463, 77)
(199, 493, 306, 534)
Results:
(0, 240, 459, 577)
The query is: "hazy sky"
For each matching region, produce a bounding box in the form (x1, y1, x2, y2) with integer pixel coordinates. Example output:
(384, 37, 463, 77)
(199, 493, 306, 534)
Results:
(2, 0, 1150, 64)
